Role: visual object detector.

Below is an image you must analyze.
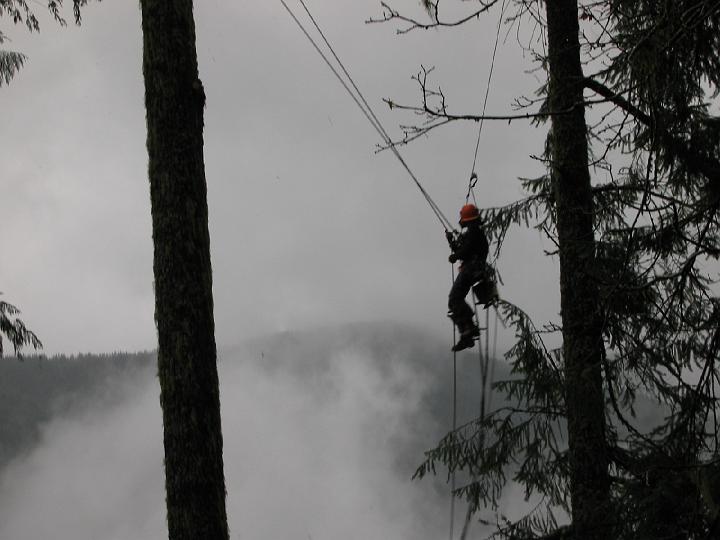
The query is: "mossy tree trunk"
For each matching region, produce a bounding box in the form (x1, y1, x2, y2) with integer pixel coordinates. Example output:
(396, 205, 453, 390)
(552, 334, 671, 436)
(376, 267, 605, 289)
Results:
(139, 1, 229, 539)
(544, 1, 611, 538)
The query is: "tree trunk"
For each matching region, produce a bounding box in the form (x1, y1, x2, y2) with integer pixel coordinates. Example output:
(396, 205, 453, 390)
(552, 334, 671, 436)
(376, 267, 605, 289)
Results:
(544, 1, 611, 538)
(139, 1, 229, 539)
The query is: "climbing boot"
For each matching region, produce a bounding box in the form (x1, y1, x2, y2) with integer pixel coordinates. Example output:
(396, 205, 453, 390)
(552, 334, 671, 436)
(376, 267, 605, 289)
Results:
(466, 325, 480, 338)
(452, 333, 476, 352)
(452, 324, 478, 352)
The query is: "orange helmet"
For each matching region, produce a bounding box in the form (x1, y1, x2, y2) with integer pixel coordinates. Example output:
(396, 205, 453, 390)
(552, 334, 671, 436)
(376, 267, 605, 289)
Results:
(459, 203, 480, 224)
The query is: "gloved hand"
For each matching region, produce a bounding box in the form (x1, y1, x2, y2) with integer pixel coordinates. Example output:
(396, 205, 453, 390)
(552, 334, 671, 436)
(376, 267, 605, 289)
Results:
(448, 253, 458, 264)
(445, 230, 458, 250)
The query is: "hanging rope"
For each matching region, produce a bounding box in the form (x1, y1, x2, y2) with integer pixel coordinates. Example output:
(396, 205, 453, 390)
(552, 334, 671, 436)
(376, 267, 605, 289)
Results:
(449, 268, 458, 540)
(454, 301, 499, 540)
(450, 2, 506, 537)
(280, 0, 455, 232)
(465, 0, 507, 204)
(489, 304, 499, 413)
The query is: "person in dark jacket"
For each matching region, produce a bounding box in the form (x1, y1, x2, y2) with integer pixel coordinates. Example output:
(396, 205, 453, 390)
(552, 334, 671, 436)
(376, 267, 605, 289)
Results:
(447, 203, 490, 352)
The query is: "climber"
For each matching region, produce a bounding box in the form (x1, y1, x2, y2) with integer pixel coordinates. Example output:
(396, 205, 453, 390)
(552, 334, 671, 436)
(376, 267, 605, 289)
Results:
(447, 203, 491, 352)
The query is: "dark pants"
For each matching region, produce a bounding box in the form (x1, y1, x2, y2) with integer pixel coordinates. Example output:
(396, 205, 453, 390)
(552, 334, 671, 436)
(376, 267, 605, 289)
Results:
(449, 265, 481, 332)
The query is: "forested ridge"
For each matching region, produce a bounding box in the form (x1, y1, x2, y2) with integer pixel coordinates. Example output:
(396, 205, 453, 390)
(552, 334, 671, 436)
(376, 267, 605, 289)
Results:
(0, 351, 154, 467)
(0, 323, 665, 481)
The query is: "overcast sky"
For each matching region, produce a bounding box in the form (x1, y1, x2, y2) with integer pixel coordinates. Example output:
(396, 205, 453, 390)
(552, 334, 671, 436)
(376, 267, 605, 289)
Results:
(0, 0, 560, 355)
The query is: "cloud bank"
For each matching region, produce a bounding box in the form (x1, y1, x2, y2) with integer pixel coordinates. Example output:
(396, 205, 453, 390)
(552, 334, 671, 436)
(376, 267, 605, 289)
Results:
(0, 338, 454, 540)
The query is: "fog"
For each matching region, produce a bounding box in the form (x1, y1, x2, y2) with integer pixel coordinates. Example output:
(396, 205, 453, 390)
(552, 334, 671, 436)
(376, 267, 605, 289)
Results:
(0, 333, 461, 540)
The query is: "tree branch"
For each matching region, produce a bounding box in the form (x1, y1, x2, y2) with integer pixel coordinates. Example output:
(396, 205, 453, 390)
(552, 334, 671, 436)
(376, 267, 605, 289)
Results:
(583, 77, 651, 125)
(584, 77, 720, 189)
(366, 0, 500, 34)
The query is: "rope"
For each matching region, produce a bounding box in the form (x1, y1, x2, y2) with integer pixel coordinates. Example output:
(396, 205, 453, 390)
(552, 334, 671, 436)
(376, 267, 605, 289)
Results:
(485, 308, 490, 410)
(452, 0, 507, 530)
(450, 268, 458, 540)
(296, 0, 454, 231)
(465, 0, 507, 204)
(280, 4, 505, 538)
(449, 272, 457, 540)
(280, 0, 455, 232)
(298, 0, 390, 147)
(489, 304, 499, 412)
(279, 1, 385, 146)
(456, 300, 493, 540)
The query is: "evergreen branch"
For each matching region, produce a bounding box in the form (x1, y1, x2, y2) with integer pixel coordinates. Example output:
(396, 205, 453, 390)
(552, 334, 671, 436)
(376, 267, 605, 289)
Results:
(508, 525, 573, 540)
(0, 49, 26, 86)
(0, 296, 42, 357)
(592, 183, 697, 208)
(584, 77, 720, 189)
(414, 300, 568, 516)
(584, 77, 651, 126)
(478, 179, 553, 258)
(0, 0, 89, 30)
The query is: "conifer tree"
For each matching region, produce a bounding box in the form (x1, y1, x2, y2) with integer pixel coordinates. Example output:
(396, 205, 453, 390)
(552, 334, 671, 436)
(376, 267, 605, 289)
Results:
(0, 296, 41, 357)
(0, 0, 89, 86)
(139, 1, 229, 539)
(543, 3, 610, 537)
(373, 1, 720, 538)
(0, 48, 25, 86)
(1, 0, 89, 356)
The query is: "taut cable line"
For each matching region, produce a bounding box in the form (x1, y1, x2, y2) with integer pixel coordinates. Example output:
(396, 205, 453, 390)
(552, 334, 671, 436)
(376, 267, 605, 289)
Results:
(280, 0, 455, 232)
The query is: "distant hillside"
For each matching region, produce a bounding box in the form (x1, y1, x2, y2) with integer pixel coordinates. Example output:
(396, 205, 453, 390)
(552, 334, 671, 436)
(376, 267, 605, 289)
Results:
(0, 321, 665, 478)
(224, 321, 513, 461)
(0, 351, 155, 467)
(0, 323, 505, 473)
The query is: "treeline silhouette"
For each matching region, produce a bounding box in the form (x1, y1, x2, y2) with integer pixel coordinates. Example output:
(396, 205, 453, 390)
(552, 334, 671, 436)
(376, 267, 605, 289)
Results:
(0, 351, 155, 466)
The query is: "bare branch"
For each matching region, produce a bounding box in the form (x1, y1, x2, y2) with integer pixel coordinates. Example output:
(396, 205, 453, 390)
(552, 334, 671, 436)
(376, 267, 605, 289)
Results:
(377, 65, 582, 149)
(366, 0, 500, 34)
